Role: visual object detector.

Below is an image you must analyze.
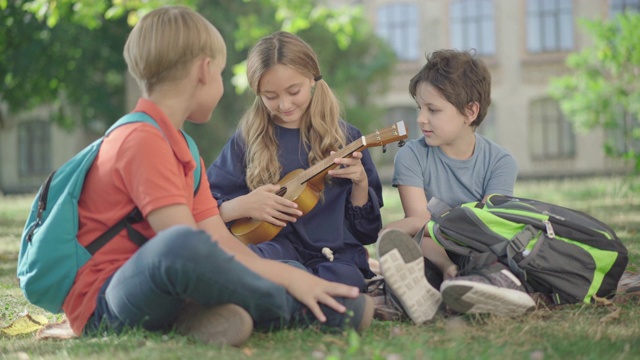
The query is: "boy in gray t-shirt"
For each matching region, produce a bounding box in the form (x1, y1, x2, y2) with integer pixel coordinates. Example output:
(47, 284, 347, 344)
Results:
(375, 49, 535, 324)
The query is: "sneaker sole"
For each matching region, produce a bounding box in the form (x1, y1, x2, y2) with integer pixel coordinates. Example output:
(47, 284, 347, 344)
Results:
(175, 303, 253, 347)
(357, 294, 375, 334)
(377, 229, 442, 324)
(440, 280, 536, 316)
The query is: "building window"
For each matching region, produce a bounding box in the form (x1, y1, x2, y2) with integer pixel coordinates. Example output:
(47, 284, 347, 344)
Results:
(606, 110, 640, 156)
(19, 120, 51, 176)
(376, 3, 420, 61)
(610, 0, 640, 15)
(526, 0, 574, 53)
(450, 0, 495, 56)
(529, 99, 575, 159)
(387, 106, 418, 139)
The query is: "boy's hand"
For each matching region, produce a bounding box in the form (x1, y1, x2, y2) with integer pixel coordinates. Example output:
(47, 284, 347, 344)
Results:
(284, 269, 359, 322)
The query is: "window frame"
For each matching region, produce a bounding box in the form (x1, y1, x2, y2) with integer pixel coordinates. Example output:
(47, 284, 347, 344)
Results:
(526, 0, 574, 53)
(375, 2, 420, 61)
(610, 0, 640, 15)
(18, 119, 52, 177)
(529, 98, 576, 160)
(449, 0, 496, 56)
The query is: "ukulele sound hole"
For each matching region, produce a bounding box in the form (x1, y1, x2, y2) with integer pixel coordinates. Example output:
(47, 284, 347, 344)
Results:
(276, 186, 287, 197)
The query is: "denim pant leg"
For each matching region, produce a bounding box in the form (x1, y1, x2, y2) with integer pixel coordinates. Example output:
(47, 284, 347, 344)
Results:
(315, 261, 366, 291)
(88, 225, 303, 333)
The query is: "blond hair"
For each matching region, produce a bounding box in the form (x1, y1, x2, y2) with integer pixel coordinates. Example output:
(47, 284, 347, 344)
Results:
(123, 6, 226, 95)
(240, 31, 346, 190)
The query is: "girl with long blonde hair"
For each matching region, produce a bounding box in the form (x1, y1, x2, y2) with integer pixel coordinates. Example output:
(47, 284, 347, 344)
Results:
(207, 31, 383, 291)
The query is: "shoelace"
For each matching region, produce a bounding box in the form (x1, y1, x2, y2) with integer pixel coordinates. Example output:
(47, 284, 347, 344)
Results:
(365, 278, 409, 319)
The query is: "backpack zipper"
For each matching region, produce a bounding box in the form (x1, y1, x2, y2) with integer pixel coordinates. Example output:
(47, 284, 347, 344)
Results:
(543, 220, 556, 238)
(542, 210, 565, 221)
(26, 171, 56, 242)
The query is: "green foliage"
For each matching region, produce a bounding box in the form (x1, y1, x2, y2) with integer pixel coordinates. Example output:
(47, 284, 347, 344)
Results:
(1, 0, 131, 130)
(1, 0, 395, 163)
(18, 0, 199, 28)
(548, 12, 640, 171)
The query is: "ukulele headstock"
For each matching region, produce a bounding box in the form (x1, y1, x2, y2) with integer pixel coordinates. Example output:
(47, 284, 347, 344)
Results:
(363, 121, 409, 148)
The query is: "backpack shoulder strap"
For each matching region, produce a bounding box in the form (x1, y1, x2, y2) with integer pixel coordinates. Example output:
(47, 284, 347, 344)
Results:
(181, 130, 202, 194)
(86, 113, 201, 255)
(107, 112, 159, 134)
(107, 112, 201, 193)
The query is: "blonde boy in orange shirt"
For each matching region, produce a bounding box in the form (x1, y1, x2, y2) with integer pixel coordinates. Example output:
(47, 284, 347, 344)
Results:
(62, 6, 373, 346)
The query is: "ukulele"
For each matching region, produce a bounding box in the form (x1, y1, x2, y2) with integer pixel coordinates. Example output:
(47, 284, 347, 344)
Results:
(231, 121, 409, 245)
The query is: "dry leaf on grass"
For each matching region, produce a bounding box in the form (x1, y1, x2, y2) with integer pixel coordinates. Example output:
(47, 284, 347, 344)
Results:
(593, 295, 614, 307)
(598, 306, 621, 324)
(1, 313, 48, 336)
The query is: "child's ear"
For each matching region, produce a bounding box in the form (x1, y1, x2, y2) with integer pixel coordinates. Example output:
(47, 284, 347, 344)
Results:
(196, 57, 211, 84)
(465, 102, 480, 125)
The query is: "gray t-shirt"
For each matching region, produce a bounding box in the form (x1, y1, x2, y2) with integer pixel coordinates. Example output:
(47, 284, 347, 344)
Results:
(392, 134, 517, 208)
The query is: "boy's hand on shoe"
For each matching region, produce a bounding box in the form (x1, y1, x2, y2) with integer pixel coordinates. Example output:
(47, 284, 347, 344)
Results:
(285, 270, 359, 323)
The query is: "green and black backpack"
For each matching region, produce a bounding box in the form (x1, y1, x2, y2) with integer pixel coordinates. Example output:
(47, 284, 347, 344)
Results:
(427, 194, 628, 305)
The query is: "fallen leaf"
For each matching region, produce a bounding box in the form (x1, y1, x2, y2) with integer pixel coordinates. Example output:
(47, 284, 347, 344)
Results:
(1, 313, 49, 336)
(592, 295, 614, 307)
(599, 306, 621, 324)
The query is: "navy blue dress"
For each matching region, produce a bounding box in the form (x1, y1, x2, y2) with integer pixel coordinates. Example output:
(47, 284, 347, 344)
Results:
(207, 122, 383, 291)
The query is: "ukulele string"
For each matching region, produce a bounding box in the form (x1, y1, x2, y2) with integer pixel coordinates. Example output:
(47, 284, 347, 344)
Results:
(279, 123, 403, 191)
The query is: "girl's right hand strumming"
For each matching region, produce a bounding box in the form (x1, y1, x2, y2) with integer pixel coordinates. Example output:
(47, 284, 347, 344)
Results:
(243, 184, 302, 226)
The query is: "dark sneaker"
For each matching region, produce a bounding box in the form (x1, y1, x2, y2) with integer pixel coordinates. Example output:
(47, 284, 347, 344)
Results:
(440, 262, 535, 316)
(174, 303, 253, 347)
(366, 276, 410, 322)
(291, 293, 375, 335)
(351, 294, 375, 334)
(327, 293, 375, 334)
(376, 229, 442, 324)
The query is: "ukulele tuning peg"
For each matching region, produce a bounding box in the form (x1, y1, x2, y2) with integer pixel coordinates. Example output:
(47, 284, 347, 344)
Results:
(382, 144, 387, 153)
(398, 140, 406, 147)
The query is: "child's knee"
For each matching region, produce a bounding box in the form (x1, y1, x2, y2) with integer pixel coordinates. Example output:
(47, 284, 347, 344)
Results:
(148, 226, 212, 260)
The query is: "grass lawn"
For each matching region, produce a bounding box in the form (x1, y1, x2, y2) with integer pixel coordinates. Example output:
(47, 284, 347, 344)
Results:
(1, 176, 639, 359)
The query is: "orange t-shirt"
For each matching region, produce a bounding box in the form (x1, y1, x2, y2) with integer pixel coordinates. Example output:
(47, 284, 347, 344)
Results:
(62, 98, 219, 335)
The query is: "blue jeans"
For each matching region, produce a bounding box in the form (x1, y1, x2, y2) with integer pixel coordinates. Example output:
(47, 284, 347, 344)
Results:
(85, 226, 344, 334)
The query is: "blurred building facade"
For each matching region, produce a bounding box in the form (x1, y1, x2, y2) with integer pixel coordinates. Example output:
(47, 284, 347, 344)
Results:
(0, 104, 94, 194)
(327, 0, 638, 179)
(1, 0, 638, 194)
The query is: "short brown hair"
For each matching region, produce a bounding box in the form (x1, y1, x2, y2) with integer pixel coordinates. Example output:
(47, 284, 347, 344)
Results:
(409, 49, 491, 127)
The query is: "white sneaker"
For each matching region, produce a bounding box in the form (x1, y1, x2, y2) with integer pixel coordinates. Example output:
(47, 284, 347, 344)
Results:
(376, 229, 442, 324)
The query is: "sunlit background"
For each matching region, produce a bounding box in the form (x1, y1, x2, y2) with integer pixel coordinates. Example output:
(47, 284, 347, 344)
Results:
(1, 0, 639, 194)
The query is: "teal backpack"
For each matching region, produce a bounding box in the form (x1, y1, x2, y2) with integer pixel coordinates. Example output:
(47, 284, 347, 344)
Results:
(17, 112, 201, 314)
(427, 194, 628, 305)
